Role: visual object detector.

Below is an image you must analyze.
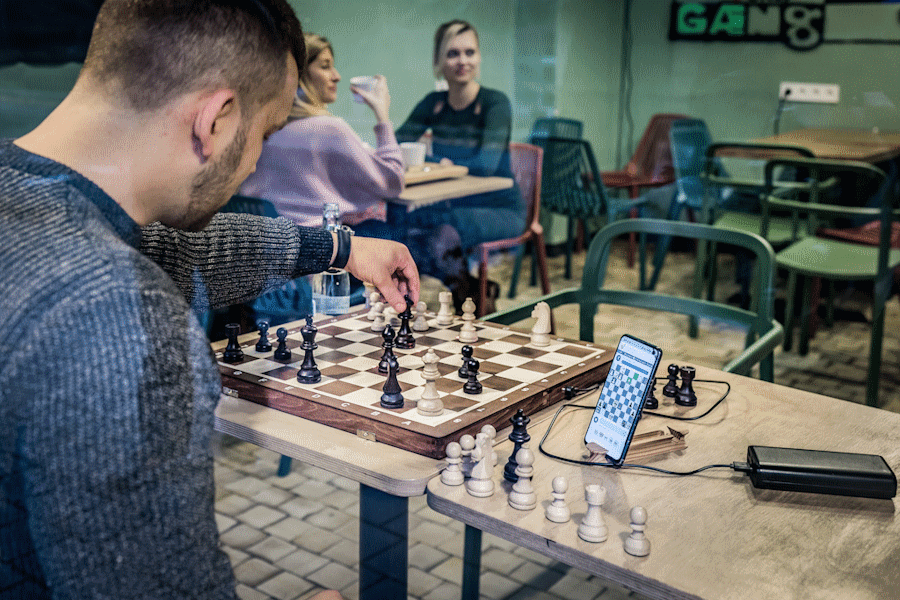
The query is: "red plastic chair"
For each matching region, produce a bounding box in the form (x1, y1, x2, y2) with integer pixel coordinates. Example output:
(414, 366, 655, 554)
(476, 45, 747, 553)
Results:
(601, 113, 688, 266)
(477, 142, 550, 317)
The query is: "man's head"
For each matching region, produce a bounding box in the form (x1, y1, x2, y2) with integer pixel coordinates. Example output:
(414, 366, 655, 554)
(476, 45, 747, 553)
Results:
(81, 0, 304, 114)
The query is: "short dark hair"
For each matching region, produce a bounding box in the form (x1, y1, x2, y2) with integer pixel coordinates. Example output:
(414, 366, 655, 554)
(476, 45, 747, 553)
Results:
(82, 0, 305, 112)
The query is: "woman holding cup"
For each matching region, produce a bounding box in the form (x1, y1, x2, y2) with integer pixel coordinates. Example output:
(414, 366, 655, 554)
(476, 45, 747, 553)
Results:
(395, 19, 525, 257)
(239, 33, 403, 230)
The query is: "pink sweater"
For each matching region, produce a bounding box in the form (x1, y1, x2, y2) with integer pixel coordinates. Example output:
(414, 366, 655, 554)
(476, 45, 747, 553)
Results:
(239, 115, 404, 227)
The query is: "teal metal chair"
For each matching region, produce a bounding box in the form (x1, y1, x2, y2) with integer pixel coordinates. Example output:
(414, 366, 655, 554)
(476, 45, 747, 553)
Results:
(485, 219, 784, 381)
(761, 157, 899, 407)
(527, 135, 653, 281)
(530, 117, 583, 140)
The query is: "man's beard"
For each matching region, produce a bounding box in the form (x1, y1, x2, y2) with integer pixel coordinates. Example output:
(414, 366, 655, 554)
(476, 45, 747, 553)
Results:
(181, 125, 248, 232)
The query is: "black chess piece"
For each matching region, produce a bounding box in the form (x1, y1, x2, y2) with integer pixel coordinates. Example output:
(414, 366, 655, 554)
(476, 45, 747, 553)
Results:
(504, 409, 531, 482)
(458, 345, 473, 378)
(297, 316, 321, 384)
(644, 380, 659, 410)
(662, 363, 680, 398)
(463, 358, 482, 394)
(378, 325, 396, 374)
(395, 295, 415, 349)
(380, 356, 404, 409)
(255, 320, 272, 352)
(223, 323, 244, 363)
(274, 327, 291, 361)
(675, 365, 698, 407)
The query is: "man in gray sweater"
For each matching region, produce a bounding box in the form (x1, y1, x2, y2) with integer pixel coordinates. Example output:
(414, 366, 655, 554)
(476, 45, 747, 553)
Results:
(0, 1, 417, 599)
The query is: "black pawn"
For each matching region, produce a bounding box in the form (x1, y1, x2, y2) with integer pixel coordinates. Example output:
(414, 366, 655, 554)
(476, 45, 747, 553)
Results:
(297, 316, 321, 384)
(463, 358, 482, 394)
(255, 320, 272, 352)
(380, 356, 404, 409)
(223, 323, 244, 363)
(504, 409, 531, 482)
(458, 345, 474, 378)
(644, 380, 659, 410)
(395, 296, 415, 349)
(274, 327, 291, 361)
(662, 363, 680, 398)
(675, 365, 698, 407)
(378, 325, 396, 374)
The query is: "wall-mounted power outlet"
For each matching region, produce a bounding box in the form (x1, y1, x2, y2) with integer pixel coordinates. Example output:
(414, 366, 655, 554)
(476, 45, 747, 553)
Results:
(779, 82, 841, 104)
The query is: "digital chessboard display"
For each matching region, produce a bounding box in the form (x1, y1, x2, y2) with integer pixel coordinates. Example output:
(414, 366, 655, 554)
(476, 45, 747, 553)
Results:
(212, 309, 612, 458)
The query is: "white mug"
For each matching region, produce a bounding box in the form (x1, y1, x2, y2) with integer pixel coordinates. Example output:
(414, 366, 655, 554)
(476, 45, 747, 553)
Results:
(350, 75, 377, 104)
(400, 142, 427, 171)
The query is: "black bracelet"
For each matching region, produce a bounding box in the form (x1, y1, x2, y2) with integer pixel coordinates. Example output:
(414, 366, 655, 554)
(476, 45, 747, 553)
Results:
(332, 228, 351, 269)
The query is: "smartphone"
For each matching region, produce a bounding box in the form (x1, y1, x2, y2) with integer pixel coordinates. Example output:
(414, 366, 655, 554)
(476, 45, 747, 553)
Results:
(584, 334, 662, 465)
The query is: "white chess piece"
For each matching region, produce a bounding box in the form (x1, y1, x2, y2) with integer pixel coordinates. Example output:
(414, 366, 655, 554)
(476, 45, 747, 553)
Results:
(530, 301, 551, 347)
(480, 424, 498, 465)
(416, 349, 443, 417)
(383, 306, 400, 328)
(458, 297, 478, 343)
(366, 292, 382, 320)
(459, 434, 476, 477)
(624, 506, 651, 557)
(441, 442, 464, 486)
(507, 447, 537, 510)
(465, 441, 494, 497)
(545, 476, 570, 523)
(436, 290, 454, 326)
(413, 300, 429, 331)
(577, 484, 608, 543)
(370, 311, 386, 332)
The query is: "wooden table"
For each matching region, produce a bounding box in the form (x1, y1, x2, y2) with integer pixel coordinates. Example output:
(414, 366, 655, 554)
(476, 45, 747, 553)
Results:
(215, 394, 442, 600)
(387, 175, 514, 221)
(427, 366, 900, 600)
(754, 127, 900, 163)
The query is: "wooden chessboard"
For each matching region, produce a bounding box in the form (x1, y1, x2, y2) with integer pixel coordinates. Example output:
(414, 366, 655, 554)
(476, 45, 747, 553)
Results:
(212, 309, 613, 459)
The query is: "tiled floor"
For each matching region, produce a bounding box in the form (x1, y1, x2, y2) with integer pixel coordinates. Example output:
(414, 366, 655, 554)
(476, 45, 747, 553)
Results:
(214, 240, 900, 600)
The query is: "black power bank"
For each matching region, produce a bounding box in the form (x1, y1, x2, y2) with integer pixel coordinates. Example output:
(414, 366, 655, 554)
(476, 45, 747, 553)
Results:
(746, 446, 897, 499)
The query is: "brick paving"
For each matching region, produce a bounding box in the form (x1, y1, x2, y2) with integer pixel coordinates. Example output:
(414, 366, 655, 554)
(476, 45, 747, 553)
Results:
(216, 241, 900, 599)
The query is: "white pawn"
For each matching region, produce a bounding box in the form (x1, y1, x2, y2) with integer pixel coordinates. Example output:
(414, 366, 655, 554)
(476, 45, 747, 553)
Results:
(459, 434, 476, 477)
(458, 297, 478, 343)
(384, 306, 400, 328)
(436, 290, 454, 326)
(465, 441, 494, 497)
(577, 484, 608, 543)
(370, 311, 386, 332)
(366, 292, 382, 320)
(413, 301, 429, 331)
(624, 506, 651, 557)
(441, 442, 464, 486)
(545, 476, 570, 523)
(417, 349, 443, 417)
(507, 447, 536, 510)
(480, 424, 498, 465)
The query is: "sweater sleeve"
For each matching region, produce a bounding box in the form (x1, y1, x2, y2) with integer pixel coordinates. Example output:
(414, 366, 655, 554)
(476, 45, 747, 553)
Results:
(326, 118, 404, 199)
(140, 213, 333, 312)
(13, 284, 235, 599)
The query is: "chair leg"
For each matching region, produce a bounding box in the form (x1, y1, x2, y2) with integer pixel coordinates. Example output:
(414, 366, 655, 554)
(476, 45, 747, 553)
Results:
(565, 217, 575, 279)
(627, 207, 639, 268)
(638, 231, 648, 291)
(277, 455, 292, 477)
(529, 243, 538, 287)
(783, 271, 798, 352)
(508, 245, 524, 299)
(689, 237, 710, 339)
(798, 275, 813, 356)
(478, 258, 489, 318)
(824, 279, 836, 328)
(865, 276, 890, 407)
(647, 202, 683, 291)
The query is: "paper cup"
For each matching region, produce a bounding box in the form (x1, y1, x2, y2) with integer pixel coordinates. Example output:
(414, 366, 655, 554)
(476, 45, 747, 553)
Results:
(400, 142, 427, 171)
(350, 75, 377, 104)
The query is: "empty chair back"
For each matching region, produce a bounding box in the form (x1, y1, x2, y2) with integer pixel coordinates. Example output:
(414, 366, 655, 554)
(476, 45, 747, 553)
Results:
(531, 117, 583, 140)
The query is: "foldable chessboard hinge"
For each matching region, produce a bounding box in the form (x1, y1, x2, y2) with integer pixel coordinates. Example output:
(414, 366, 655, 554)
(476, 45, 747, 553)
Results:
(356, 429, 376, 442)
(223, 387, 239, 398)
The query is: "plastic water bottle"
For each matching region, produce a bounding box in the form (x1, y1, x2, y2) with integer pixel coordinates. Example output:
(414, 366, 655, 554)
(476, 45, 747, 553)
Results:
(313, 203, 351, 315)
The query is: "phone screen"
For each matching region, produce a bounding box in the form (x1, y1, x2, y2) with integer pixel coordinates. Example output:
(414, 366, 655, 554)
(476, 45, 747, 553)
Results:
(584, 335, 662, 464)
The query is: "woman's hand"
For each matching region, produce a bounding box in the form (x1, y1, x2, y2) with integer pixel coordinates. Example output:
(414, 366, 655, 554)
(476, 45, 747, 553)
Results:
(352, 75, 391, 124)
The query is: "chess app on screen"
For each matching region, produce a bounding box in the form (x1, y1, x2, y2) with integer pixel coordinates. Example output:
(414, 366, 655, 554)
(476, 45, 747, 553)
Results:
(584, 335, 662, 464)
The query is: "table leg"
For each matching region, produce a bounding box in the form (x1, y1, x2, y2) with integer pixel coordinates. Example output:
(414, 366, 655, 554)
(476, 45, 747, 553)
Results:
(462, 524, 482, 600)
(359, 484, 408, 600)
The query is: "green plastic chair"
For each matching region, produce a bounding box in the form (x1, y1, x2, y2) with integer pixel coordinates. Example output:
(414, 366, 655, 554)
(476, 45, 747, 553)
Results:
(761, 157, 900, 407)
(484, 218, 784, 381)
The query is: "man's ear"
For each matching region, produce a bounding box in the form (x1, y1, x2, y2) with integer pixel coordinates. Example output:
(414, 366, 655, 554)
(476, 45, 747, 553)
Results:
(192, 89, 238, 163)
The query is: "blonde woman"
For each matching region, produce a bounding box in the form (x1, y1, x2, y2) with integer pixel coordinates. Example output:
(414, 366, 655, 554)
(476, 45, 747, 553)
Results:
(239, 33, 403, 229)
